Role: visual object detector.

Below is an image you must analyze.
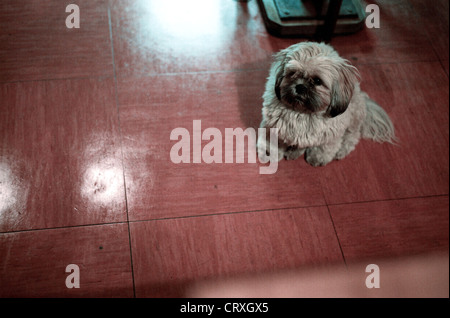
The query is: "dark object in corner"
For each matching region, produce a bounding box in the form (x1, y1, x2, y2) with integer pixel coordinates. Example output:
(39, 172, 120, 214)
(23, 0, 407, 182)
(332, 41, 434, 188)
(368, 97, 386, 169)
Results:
(257, 0, 366, 41)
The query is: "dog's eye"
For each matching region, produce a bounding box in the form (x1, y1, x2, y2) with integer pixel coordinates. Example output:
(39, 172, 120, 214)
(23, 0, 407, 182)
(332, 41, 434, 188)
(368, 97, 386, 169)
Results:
(313, 77, 322, 86)
(286, 70, 297, 78)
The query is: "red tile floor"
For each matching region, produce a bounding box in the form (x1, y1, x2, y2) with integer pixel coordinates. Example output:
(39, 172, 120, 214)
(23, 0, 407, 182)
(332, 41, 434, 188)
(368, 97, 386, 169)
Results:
(0, 0, 448, 297)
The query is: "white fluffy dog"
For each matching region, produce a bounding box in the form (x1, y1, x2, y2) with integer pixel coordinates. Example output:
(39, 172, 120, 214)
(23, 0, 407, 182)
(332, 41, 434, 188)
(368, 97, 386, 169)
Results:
(257, 42, 396, 166)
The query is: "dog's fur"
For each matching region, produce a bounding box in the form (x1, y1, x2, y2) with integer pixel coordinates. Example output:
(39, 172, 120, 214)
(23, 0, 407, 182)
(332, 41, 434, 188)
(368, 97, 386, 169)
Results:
(257, 42, 396, 166)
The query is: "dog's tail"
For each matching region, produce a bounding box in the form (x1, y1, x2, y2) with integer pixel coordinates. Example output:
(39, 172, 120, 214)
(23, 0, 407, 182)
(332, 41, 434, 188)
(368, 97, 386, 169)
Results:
(361, 94, 397, 144)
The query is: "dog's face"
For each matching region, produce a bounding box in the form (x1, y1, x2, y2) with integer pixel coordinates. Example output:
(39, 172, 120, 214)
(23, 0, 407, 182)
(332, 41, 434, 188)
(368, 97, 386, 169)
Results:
(274, 43, 360, 117)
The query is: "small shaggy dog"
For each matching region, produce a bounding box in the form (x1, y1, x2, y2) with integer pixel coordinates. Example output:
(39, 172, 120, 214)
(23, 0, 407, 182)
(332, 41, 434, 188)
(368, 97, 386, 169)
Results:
(257, 42, 396, 167)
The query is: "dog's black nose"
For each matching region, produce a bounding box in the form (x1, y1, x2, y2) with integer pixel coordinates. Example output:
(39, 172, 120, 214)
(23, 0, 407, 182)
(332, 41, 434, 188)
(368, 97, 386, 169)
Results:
(295, 84, 307, 95)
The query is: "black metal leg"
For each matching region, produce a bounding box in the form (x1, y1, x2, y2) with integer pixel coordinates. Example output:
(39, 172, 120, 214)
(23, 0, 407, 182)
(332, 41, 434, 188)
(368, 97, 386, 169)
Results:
(315, 0, 343, 42)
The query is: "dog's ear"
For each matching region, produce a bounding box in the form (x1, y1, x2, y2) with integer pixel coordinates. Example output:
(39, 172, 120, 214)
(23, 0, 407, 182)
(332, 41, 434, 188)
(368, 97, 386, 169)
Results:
(273, 49, 290, 101)
(326, 60, 360, 117)
(274, 69, 283, 100)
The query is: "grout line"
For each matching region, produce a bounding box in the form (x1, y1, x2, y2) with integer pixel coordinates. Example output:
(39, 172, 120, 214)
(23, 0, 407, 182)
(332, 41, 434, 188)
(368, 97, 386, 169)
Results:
(0, 59, 443, 86)
(1, 194, 447, 236)
(0, 74, 114, 85)
(120, 67, 270, 78)
(107, 5, 136, 298)
(353, 58, 442, 67)
(326, 205, 348, 269)
(0, 205, 328, 235)
(317, 168, 348, 267)
(438, 59, 449, 79)
(127, 193, 450, 224)
(325, 193, 449, 208)
(0, 221, 129, 236)
(111, 59, 443, 80)
(0, 68, 269, 86)
(126, 203, 330, 223)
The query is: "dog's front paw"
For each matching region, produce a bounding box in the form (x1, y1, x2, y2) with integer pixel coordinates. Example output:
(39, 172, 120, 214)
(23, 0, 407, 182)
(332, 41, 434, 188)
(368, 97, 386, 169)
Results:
(284, 145, 305, 160)
(305, 148, 332, 167)
(257, 139, 284, 162)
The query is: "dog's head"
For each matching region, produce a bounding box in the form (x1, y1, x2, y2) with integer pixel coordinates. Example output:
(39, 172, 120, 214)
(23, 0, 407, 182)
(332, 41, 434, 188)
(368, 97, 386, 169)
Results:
(274, 42, 360, 117)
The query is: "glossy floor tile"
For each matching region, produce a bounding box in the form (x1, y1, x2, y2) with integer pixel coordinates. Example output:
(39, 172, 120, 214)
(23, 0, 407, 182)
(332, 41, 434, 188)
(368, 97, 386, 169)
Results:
(0, 0, 112, 82)
(329, 196, 449, 261)
(0, 223, 133, 297)
(130, 207, 344, 297)
(331, 0, 440, 65)
(409, 0, 449, 63)
(118, 71, 326, 221)
(109, 0, 441, 79)
(0, 0, 448, 298)
(317, 61, 449, 204)
(0, 78, 126, 232)
(109, 0, 297, 77)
